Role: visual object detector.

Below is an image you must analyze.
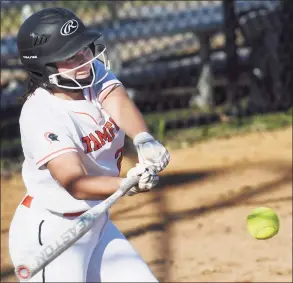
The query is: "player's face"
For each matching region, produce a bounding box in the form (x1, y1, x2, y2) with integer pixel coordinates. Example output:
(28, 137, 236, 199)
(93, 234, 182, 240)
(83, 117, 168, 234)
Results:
(56, 46, 94, 80)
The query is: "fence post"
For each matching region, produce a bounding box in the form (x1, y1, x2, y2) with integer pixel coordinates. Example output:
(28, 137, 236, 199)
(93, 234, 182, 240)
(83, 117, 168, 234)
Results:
(223, 0, 239, 115)
(193, 32, 214, 110)
(278, 0, 293, 110)
(21, 4, 33, 23)
(107, 1, 121, 74)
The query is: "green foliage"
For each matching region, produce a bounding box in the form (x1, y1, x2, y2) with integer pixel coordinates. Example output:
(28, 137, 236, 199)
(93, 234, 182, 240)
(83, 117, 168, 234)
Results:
(1, 138, 22, 150)
(145, 105, 202, 125)
(160, 108, 293, 148)
(156, 118, 166, 143)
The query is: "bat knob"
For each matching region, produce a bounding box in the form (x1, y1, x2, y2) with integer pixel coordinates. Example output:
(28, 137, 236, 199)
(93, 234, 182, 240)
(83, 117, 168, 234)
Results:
(15, 265, 31, 281)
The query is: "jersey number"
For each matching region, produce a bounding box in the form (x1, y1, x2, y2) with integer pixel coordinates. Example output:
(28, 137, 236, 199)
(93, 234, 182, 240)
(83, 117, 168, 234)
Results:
(115, 147, 123, 173)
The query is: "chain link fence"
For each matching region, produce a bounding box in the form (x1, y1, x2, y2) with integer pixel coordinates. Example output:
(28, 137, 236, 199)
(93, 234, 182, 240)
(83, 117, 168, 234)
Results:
(1, 0, 292, 173)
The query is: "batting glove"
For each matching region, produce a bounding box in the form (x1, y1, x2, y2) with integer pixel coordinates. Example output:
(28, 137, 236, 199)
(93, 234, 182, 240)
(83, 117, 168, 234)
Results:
(123, 163, 159, 196)
(133, 132, 170, 173)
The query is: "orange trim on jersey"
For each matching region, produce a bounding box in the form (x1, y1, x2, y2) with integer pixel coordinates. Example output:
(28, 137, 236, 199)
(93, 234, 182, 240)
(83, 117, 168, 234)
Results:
(21, 195, 88, 217)
(36, 147, 77, 165)
(72, 111, 98, 125)
(63, 211, 87, 217)
(21, 195, 33, 208)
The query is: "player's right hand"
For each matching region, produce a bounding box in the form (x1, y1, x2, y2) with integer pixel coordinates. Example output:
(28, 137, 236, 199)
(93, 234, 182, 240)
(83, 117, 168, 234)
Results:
(123, 163, 159, 196)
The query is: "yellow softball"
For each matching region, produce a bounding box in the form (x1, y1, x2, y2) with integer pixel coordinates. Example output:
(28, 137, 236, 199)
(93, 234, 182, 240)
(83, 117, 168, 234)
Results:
(246, 207, 280, 240)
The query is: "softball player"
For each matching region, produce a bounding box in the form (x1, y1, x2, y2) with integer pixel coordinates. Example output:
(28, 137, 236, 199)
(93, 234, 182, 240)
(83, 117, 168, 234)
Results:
(9, 7, 170, 282)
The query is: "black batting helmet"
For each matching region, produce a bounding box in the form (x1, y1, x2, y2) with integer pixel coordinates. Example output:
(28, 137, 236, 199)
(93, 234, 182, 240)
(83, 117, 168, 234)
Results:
(17, 7, 107, 90)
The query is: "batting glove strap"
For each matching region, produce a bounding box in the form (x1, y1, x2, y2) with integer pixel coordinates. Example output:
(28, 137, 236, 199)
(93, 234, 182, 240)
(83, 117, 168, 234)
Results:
(133, 132, 155, 146)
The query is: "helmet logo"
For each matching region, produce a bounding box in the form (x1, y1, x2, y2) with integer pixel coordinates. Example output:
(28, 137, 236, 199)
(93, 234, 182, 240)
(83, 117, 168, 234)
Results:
(60, 19, 79, 36)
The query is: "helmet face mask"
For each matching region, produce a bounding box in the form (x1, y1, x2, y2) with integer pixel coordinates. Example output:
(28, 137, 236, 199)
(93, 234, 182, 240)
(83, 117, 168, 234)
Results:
(17, 7, 108, 91)
(49, 44, 111, 90)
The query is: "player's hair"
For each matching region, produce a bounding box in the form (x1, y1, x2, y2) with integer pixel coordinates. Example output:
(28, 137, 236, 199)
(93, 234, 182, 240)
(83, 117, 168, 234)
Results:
(18, 77, 39, 103)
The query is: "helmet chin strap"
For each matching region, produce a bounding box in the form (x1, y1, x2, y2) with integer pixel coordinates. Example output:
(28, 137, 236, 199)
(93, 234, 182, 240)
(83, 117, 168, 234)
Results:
(45, 63, 91, 92)
(55, 70, 94, 92)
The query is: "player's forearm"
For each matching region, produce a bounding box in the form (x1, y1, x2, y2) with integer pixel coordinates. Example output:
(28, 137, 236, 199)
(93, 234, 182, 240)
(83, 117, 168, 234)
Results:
(102, 86, 149, 139)
(67, 175, 123, 200)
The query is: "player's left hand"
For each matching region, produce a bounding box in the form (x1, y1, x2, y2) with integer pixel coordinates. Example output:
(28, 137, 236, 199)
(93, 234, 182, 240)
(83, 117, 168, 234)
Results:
(133, 132, 170, 173)
(123, 163, 159, 196)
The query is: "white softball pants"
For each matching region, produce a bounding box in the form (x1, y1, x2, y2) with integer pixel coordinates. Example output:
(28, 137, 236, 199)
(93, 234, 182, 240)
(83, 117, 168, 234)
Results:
(9, 203, 158, 282)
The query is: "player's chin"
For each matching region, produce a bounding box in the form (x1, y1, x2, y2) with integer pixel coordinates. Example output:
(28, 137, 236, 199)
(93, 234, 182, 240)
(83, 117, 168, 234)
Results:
(76, 72, 91, 80)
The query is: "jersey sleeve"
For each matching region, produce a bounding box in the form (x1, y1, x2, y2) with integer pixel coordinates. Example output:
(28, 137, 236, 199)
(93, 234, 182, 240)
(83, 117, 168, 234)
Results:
(92, 59, 123, 103)
(20, 106, 78, 169)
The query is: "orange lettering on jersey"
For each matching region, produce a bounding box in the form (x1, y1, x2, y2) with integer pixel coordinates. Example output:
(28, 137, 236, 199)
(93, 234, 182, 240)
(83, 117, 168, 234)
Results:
(81, 136, 92, 153)
(81, 118, 120, 154)
(109, 117, 119, 131)
(115, 147, 123, 173)
(96, 127, 113, 145)
(89, 133, 102, 151)
(105, 122, 115, 139)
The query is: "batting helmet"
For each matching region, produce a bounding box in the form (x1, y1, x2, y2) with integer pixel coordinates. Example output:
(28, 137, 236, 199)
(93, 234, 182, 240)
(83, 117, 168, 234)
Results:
(17, 7, 110, 90)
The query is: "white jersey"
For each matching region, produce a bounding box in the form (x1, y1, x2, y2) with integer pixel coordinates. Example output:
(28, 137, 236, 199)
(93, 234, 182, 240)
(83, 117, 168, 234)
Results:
(19, 60, 125, 213)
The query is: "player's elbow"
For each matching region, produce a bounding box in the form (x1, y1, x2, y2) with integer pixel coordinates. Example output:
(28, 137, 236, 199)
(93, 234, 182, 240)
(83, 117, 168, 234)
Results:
(68, 189, 86, 200)
(46, 152, 89, 200)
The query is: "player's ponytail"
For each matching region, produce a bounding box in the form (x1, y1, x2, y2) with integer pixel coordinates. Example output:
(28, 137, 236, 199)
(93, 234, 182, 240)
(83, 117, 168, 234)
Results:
(18, 77, 38, 103)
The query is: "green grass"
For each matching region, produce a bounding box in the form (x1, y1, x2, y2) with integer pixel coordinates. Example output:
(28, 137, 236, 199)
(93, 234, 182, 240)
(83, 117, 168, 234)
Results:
(145, 105, 204, 122)
(159, 108, 292, 149)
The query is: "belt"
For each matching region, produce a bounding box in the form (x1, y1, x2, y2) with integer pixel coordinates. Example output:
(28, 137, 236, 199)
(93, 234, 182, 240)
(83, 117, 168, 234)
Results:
(21, 195, 87, 217)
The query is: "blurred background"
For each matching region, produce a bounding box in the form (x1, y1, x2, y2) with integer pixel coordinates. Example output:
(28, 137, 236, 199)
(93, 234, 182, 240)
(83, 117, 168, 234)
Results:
(1, 1, 292, 282)
(1, 0, 292, 174)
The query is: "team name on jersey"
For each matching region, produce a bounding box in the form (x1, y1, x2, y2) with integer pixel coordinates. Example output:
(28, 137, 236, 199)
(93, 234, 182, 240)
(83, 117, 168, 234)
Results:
(81, 117, 120, 154)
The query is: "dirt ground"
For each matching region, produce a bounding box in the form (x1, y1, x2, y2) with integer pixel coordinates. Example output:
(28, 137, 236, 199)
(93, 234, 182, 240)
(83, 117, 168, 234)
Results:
(1, 127, 292, 282)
